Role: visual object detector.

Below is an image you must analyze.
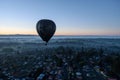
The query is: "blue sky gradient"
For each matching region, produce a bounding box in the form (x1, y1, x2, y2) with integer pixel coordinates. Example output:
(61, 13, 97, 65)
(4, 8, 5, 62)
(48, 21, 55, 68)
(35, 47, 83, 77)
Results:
(0, 0, 120, 35)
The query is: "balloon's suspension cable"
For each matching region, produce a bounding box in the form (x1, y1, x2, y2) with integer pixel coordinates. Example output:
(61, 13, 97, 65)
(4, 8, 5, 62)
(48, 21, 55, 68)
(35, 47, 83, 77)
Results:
(45, 42, 47, 45)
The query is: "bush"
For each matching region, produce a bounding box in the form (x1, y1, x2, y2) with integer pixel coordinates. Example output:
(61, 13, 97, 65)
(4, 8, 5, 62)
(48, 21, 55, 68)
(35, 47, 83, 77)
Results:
(2, 47, 14, 53)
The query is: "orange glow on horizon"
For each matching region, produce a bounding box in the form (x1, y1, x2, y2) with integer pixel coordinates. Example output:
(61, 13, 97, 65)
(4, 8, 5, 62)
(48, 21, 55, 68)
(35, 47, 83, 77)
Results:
(0, 28, 119, 36)
(0, 31, 120, 36)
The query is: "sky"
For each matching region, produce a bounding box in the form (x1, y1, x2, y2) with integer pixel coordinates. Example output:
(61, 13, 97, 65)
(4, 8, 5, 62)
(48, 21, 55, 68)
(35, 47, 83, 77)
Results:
(0, 0, 120, 35)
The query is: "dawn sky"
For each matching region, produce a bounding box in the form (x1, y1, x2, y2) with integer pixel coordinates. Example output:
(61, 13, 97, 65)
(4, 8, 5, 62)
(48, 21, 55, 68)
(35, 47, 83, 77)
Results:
(0, 0, 120, 35)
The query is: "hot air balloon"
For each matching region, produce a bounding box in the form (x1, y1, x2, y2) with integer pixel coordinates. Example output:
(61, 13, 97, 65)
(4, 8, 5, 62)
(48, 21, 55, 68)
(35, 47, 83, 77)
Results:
(36, 19, 56, 45)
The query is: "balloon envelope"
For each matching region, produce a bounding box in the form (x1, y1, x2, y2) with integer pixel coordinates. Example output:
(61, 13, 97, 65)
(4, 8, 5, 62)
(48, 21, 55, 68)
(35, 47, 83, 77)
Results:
(36, 19, 56, 43)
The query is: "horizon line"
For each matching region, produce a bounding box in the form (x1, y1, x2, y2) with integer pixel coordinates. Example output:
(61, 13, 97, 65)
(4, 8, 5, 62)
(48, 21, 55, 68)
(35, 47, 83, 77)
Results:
(0, 34, 120, 36)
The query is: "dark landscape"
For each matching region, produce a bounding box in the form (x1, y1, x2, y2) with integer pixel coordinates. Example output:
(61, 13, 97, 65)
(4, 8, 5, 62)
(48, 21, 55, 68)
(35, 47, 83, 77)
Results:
(0, 35, 120, 80)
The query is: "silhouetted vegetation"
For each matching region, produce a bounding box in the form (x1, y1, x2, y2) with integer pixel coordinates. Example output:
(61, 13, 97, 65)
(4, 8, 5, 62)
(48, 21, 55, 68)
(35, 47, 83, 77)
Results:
(0, 45, 120, 79)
